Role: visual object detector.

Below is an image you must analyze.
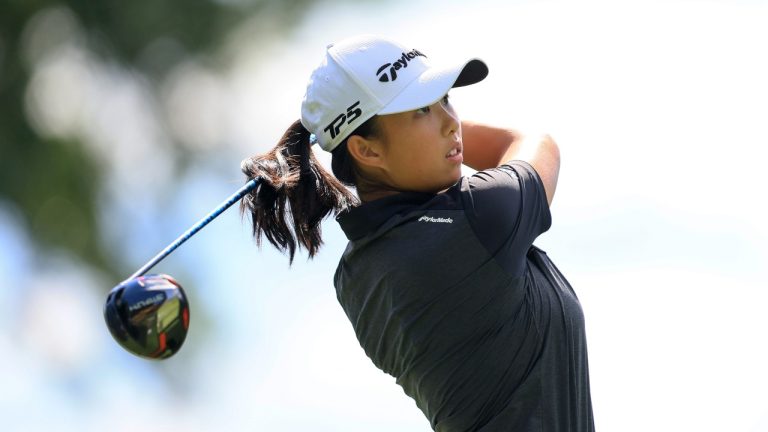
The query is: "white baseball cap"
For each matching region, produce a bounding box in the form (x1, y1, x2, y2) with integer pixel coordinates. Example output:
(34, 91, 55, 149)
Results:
(301, 34, 488, 152)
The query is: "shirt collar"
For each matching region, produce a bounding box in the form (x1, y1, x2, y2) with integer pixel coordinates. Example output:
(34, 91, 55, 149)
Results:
(337, 191, 436, 241)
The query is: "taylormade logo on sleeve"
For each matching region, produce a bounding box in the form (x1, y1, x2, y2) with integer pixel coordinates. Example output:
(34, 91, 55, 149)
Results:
(419, 216, 453, 224)
(376, 49, 427, 82)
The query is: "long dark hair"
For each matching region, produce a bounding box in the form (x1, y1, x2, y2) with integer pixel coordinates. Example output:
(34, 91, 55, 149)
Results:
(240, 119, 371, 263)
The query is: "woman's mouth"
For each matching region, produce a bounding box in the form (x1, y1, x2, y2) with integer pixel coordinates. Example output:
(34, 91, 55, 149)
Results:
(446, 147, 463, 163)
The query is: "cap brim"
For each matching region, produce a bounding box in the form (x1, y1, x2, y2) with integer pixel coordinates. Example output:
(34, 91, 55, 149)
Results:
(378, 58, 488, 115)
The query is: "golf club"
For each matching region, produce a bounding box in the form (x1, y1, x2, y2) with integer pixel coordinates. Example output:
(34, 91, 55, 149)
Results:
(104, 178, 261, 359)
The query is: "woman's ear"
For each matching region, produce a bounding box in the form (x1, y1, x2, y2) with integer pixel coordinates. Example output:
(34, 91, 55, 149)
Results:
(346, 135, 386, 170)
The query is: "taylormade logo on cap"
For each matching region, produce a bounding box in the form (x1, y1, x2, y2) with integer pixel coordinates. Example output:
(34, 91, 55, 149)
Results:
(300, 34, 488, 153)
(376, 49, 427, 82)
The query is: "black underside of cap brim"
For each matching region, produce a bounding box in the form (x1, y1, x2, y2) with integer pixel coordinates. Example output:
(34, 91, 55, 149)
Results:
(454, 59, 489, 88)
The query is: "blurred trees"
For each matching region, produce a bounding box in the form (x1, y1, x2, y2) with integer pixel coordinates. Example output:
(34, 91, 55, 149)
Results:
(0, 0, 340, 279)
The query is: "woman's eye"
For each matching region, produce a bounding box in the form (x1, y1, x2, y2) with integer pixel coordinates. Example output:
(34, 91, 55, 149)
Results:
(416, 95, 449, 114)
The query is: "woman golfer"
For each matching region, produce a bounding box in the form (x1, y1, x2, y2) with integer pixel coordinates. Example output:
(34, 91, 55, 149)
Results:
(241, 34, 594, 432)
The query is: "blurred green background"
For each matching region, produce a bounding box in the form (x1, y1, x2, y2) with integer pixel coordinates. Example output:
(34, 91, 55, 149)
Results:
(1, 0, 352, 280)
(1, 0, 767, 431)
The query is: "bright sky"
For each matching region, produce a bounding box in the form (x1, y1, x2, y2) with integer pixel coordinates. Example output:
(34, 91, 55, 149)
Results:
(1, 0, 767, 431)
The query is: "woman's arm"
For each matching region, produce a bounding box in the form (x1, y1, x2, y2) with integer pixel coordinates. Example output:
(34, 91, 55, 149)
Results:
(461, 121, 561, 206)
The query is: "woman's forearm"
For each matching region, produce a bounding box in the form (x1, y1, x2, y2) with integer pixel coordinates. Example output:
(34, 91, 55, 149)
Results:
(460, 121, 523, 171)
(461, 120, 560, 205)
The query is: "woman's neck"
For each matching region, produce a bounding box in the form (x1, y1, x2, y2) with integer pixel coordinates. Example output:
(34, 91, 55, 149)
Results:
(357, 184, 400, 203)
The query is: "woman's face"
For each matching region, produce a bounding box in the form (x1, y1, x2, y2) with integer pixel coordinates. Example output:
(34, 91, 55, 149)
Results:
(373, 94, 463, 193)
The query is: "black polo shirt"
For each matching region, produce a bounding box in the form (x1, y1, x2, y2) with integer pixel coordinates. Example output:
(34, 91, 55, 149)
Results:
(334, 161, 594, 432)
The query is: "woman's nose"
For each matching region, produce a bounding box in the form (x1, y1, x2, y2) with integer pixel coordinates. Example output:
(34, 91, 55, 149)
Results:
(439, 103, 459, 137)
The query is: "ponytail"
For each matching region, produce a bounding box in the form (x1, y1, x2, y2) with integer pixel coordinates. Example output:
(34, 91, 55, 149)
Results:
(240, 120, 358, 263)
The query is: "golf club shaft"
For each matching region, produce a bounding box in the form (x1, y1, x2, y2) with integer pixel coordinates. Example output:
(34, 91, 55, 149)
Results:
(127, 178, 261, 281)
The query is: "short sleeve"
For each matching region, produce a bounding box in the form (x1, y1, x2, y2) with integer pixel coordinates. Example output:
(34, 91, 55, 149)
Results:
(460, 160, 552, 277)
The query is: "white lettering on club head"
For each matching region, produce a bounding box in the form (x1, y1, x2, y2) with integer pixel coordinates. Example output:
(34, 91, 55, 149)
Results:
(128, 293, 165, 312)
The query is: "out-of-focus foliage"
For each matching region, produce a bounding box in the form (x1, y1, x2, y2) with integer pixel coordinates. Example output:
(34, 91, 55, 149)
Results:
(0, 0, 339, 279)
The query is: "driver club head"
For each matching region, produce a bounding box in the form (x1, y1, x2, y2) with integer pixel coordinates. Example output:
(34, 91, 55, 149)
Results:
(104, 274, 190, 359)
